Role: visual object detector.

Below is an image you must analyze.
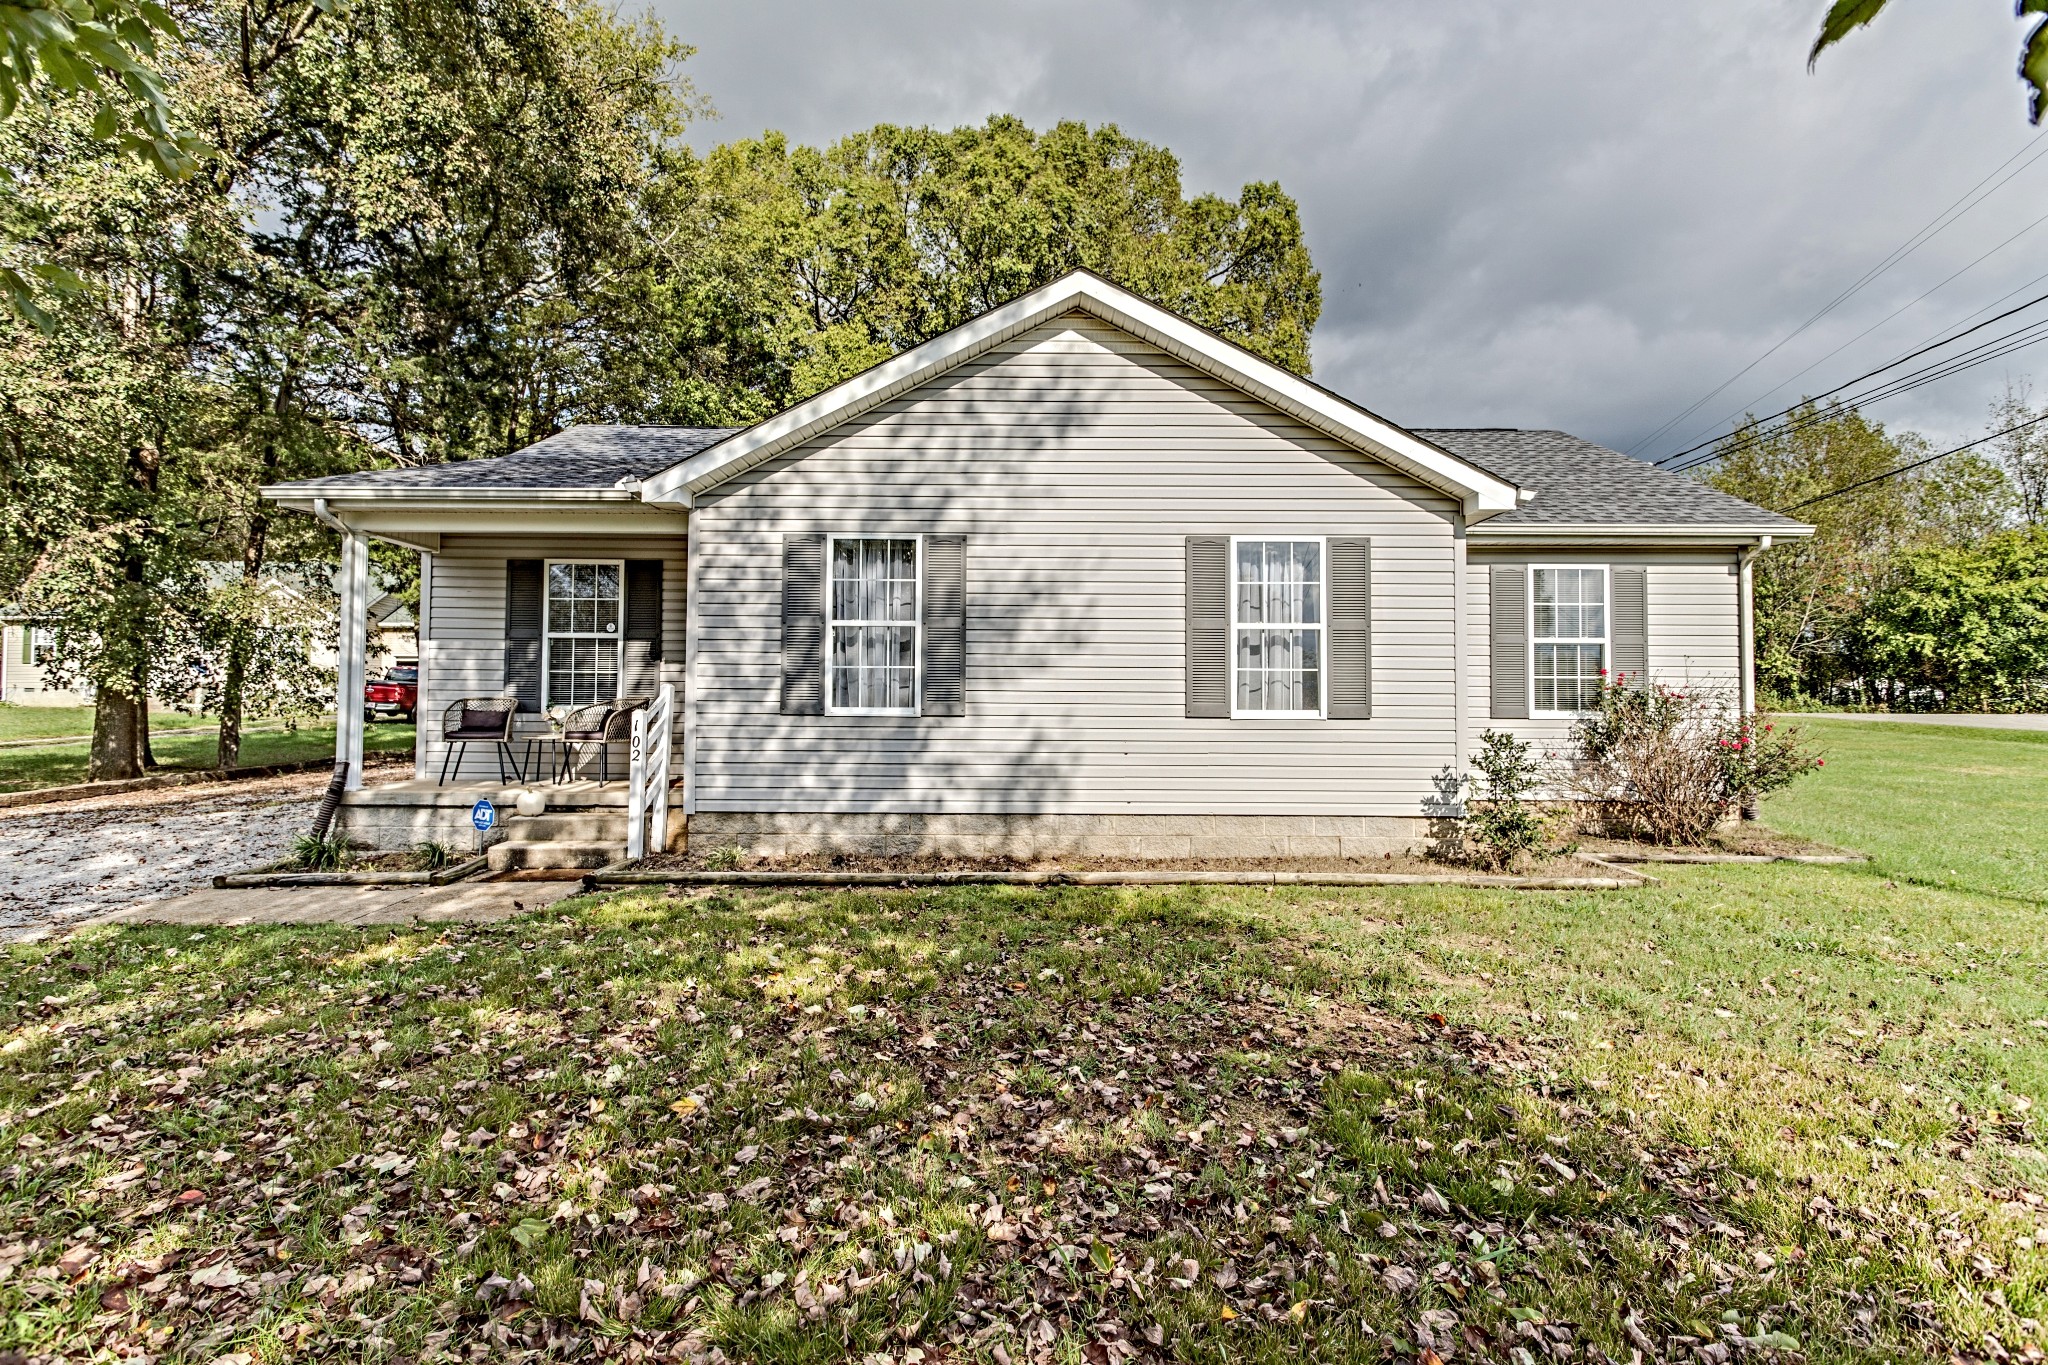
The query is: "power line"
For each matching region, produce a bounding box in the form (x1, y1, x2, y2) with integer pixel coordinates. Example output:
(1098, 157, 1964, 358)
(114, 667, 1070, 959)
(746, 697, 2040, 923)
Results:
(1664, 319, 2048, 475)
(1660, 305, 2048, 474)
(1653, 285, 2048, 468)
(1662, 203, 2048, 460)
(1626, 134, 2048, 459)
(1777, 411, 2048, 513)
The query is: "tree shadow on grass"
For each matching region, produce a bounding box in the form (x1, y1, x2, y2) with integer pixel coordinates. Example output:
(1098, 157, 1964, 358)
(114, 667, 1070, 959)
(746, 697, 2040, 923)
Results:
(0, 886, 2017, 1364)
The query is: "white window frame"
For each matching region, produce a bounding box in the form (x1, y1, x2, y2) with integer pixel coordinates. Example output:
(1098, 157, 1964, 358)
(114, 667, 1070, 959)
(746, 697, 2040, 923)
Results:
(1227, 534, 1330, 720)
(1528, 563, 1610, 718)
(825, 533, 923, 717)
(540, 558, 625, 712)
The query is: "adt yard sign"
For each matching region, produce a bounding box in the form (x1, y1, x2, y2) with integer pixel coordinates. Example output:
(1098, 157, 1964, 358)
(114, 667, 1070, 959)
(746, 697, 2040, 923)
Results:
(471, 799, 496, 834)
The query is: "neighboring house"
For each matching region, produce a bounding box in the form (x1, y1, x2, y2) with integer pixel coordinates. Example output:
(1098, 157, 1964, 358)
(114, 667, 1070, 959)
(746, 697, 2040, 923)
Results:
(264, 271, 1812, 856)
(0, 616, 81, 706)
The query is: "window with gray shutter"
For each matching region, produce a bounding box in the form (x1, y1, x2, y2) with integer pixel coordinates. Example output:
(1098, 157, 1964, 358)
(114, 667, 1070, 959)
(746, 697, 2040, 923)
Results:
(1488, 563, 1529, 720)
(780, 534, 826, 715)
(503, 559, 542, 712)
(1184, 536, 1229, 717)
(921, 535, 966, 716)
(1327, 537, 1372, 719)
(1611, 566, 1648, 689)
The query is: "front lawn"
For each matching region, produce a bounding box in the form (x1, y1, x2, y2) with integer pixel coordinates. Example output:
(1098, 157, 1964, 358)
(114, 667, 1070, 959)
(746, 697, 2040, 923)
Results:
(1763, 718, 2048, 904)
(2, 724, 2042, 1363)
(0, 721, 415, 793)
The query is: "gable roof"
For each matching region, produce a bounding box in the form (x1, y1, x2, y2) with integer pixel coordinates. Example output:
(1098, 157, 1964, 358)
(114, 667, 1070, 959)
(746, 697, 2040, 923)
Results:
(634, 270, 1527, 519)
(1415, 430, 1810, 535)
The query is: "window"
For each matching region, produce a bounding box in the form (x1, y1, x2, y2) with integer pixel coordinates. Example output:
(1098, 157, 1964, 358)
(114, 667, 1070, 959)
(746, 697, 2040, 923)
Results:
(1231, 538, 1325, 716)
(828, 536, 919, 713)
(29, 627, 53, 665)
(544, 561, 621, 708)
(1531, 566, 1607, 713)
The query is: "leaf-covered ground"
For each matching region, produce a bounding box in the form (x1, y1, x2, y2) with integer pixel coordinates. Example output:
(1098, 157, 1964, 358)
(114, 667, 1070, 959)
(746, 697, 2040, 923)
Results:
(3, 867, 2043, 1364)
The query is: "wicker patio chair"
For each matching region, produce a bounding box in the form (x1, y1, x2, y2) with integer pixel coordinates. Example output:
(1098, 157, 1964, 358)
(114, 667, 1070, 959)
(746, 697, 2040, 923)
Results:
(437, 696, 520, 785)
(561, 695, 649, 785)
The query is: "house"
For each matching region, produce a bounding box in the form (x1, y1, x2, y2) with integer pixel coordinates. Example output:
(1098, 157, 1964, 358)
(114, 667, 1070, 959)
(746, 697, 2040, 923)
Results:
(262, 271, 1812, 859)
(0, 567, 414, 713)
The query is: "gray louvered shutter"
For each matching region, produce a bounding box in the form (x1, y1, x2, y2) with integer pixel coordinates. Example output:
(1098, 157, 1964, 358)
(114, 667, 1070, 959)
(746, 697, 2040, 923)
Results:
(921, 535, 966, 716)
(1489, 564, 1529, 720)
(622, 559, 664, 693)
(503, 559, 542, 712)
(780, 534, 826, 715)
(1611, 566, 1648, 690)
(1185, 536, 1229, 718)
(1327, 537, 1372, 719)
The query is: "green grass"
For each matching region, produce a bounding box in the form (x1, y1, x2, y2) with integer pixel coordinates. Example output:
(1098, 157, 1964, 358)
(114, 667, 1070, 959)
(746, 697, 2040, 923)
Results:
(0, 703, 119, 741)
(2, 726, 2043, 1363)
(1764, 718, 2048, 904)
(0, 720, 415, 792)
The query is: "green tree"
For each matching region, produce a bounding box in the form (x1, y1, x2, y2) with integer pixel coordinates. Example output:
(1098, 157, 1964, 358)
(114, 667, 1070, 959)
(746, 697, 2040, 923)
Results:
(684, 116, 1323, 406)
(1987, 380, 2048, 525)
(1809, 0, 2048, 122)
(1706, 406, 1925, 703)
(1858, 527, 2048, 707)
(0, 0, 211, 324)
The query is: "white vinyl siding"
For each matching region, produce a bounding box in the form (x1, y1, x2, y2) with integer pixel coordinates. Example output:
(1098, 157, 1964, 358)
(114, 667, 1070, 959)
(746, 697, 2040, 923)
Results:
(1468, 549, 1742, 748)
(688, 312, 1461, 817)
(421, 532, 686, 782)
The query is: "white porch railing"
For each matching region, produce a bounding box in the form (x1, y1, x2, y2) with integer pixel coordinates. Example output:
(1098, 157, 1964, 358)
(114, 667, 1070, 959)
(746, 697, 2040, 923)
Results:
(626, 682, 675, 860)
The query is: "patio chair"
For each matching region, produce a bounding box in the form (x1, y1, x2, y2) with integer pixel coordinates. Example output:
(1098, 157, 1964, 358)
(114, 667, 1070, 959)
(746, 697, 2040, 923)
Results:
(437, 696, 521, 785)
(561, 695, 648, 785)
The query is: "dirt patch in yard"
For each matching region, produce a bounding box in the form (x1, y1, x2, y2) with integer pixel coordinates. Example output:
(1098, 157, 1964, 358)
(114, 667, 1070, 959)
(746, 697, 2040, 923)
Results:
(1577, 824, 1858, 861)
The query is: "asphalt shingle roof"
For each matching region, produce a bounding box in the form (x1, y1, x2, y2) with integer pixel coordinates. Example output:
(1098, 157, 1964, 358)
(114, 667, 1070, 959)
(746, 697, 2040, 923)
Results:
(277, 426, 739, 492)
(1412, 428, 1803, 529)
(275, 421, 1798, 531)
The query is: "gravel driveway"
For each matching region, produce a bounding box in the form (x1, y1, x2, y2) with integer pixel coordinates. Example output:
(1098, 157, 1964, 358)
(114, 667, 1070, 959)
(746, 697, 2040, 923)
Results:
(0, 764, 397, 941)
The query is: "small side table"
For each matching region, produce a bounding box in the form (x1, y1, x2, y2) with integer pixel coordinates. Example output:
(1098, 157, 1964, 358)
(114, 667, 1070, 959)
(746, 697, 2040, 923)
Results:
(514, 728, 569, 785)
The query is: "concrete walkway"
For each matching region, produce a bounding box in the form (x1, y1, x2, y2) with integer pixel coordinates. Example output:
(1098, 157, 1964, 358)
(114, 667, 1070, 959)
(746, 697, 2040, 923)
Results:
(66, 877, 585, 937)
(1804, 712, 2048, 732)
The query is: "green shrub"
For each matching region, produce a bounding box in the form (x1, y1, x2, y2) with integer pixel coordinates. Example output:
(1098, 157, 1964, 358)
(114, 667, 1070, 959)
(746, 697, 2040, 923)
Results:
(413, 840, 455, 871)
(702, 842, 746, 871)
(289, 830, 352, 871)
(1462, 730, 1559, 871)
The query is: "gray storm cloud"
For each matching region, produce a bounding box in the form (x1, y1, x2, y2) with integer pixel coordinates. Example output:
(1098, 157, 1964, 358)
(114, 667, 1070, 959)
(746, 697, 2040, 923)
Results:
(656, 0, 2044, 457)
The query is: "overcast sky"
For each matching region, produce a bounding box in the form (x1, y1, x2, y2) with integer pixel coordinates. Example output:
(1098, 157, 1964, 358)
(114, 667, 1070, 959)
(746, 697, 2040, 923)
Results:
(651, 0, 2045, 459)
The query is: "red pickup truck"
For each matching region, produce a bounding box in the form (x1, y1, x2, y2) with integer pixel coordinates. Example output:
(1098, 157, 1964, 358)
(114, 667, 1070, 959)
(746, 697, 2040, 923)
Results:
(364, 664, 418, 723)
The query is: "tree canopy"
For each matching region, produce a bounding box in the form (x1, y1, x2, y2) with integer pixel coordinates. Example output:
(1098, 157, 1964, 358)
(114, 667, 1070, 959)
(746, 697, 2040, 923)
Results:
(0, 3, 1325, 778)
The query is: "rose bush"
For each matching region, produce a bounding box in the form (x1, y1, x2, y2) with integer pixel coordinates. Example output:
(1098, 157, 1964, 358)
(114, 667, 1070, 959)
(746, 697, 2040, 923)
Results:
(1567, 675, 1820, 844)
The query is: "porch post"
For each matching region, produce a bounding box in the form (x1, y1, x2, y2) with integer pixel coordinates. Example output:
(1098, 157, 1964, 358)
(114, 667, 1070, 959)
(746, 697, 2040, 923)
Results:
(336, 530, 369, 790)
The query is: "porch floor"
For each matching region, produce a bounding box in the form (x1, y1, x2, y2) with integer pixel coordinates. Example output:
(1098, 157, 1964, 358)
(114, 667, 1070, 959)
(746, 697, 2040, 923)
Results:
(342, 778, 681, 810)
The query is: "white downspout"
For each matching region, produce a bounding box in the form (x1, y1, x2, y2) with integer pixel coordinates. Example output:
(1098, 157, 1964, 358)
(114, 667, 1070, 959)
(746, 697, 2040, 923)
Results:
(1737, 535, 1769, 720)
(1737, 535, 1770, 820)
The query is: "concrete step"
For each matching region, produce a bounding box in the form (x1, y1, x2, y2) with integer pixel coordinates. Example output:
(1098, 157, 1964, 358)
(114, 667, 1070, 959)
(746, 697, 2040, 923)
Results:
(509, 812, 630, 842)
(486, 840, 624, 872)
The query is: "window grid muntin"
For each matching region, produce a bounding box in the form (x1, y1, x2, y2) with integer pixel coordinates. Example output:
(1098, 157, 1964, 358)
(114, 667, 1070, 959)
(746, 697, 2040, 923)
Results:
(1229, 536, 1327, 718)
(827, 535, 921, 715)
(1530, 565, 1608, 714)
(542, 559, 623, 710)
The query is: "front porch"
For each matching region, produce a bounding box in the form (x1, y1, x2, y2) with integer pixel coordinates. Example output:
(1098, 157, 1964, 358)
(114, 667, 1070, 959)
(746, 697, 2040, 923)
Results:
(337, 778, 686, 866)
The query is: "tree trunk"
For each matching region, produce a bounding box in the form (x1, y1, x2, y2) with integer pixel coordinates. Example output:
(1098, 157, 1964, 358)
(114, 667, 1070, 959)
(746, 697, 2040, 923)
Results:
(89, 688, 145, 782)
